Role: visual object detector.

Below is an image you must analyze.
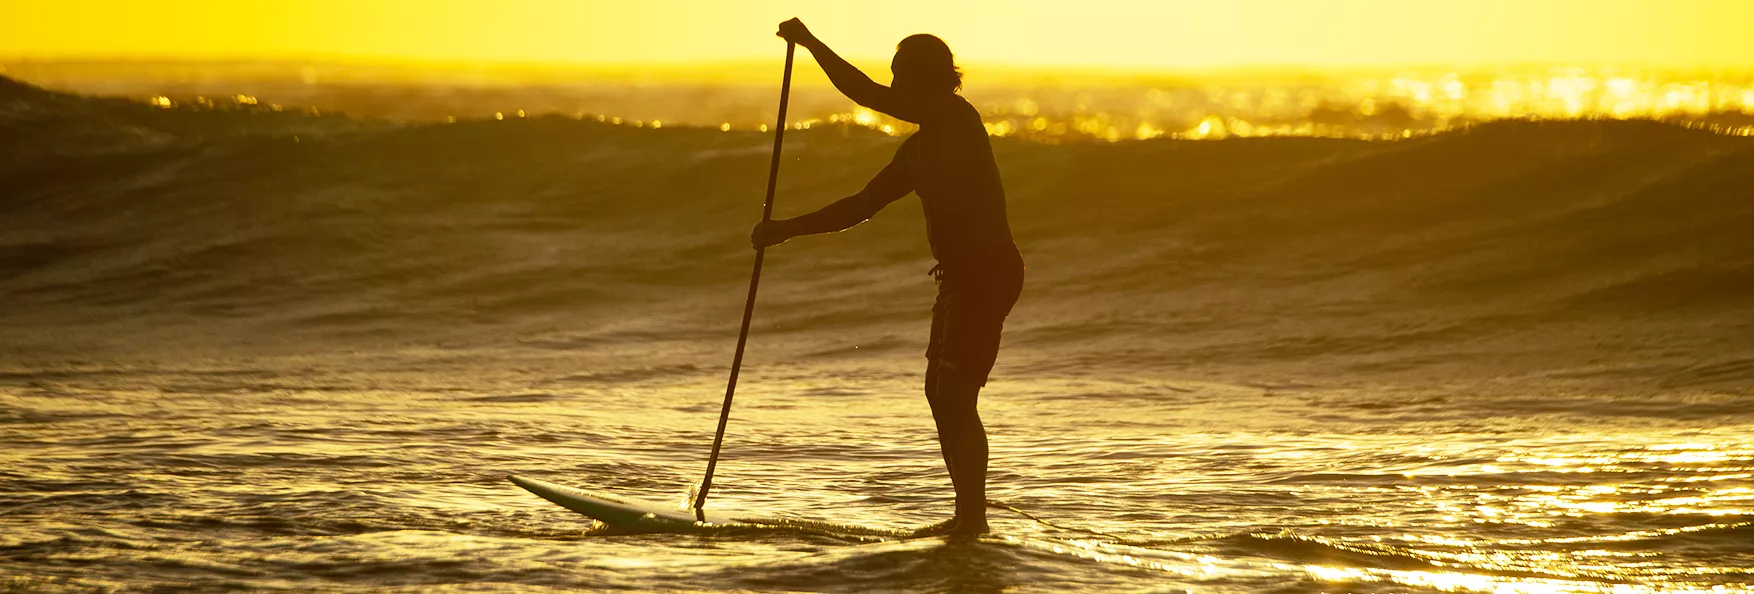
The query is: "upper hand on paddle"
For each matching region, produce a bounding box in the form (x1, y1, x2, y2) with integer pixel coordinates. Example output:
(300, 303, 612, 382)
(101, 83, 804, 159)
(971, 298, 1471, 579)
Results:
(751, 220, 792, 249)
(776, 18, 818, 48)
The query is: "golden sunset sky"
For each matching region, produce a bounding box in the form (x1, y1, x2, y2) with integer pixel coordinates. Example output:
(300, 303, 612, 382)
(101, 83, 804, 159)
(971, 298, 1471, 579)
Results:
(5, 0, 1753, 71)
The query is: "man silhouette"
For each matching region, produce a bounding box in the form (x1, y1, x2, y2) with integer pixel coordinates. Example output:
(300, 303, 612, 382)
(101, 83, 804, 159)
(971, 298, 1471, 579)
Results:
(754, 18, 1024, 536)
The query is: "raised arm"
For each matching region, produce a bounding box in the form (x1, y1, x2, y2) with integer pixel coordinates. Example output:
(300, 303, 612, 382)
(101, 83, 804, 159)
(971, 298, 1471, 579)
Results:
(777, 18, 929, 124)
(752, 153, 912, 248)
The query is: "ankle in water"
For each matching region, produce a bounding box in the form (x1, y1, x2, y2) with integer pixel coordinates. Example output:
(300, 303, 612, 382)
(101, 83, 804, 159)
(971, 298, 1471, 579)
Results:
(910, 517, 960, 537)
(948, 518, 989, 536)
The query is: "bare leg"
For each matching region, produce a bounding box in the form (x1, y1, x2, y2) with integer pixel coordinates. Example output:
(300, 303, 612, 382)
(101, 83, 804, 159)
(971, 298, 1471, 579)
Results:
(925, 361, 961, 489)
(911, 362, 960, 537)
(926, 360, 988, 535)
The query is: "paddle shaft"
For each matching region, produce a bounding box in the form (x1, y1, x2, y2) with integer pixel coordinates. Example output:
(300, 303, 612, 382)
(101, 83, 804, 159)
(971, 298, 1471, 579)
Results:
(695, 41, 795, 521)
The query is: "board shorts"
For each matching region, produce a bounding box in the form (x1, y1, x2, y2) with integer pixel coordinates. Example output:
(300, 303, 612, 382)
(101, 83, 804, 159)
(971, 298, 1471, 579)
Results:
(926, 260, 1025, 387)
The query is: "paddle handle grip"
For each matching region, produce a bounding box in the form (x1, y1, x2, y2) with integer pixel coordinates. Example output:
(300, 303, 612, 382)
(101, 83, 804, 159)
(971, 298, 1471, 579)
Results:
(695, 40, 795, 521)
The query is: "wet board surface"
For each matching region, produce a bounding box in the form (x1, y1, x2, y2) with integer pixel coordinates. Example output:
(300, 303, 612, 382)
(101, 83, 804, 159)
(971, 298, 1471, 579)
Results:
(507, 475, 731, 531)
(507, 475, 912, 539)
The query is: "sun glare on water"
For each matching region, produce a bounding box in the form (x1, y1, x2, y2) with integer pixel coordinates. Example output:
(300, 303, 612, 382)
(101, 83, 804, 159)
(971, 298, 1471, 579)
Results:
(114, 66, 1754, 141)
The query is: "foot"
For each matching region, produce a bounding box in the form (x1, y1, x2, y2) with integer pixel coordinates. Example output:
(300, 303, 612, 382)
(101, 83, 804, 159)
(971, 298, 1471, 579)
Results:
(910, 517, 960, 538)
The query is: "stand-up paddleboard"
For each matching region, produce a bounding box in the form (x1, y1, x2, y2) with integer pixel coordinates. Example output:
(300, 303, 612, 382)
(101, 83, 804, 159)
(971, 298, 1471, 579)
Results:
(507, 475, 911, 539)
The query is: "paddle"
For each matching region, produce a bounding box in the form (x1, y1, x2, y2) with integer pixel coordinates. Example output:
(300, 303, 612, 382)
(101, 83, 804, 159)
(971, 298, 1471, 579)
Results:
(694, 40, 796, 522)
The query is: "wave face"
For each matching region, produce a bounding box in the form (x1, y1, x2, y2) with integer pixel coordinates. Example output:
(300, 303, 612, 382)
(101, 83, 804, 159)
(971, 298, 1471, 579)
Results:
(2, 76, 1752, 391)
(4, 78, 1754, 593)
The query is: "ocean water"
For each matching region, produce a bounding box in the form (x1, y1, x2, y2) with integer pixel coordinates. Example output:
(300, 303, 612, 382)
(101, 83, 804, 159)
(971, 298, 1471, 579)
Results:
(2, 75, 1752, 592)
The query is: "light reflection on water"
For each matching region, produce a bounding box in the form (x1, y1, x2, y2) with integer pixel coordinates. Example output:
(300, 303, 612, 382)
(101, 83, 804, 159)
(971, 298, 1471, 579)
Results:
(107, 67, 1754, 141)
(1, 367, 1749, 591)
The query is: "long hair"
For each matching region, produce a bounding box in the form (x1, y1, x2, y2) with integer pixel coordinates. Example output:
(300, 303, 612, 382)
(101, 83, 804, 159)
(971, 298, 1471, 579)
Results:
(896, 34, 963, 93)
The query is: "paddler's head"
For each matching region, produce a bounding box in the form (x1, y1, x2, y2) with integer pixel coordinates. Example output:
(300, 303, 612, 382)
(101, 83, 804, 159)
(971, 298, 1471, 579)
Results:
(892, 34, 962, 96)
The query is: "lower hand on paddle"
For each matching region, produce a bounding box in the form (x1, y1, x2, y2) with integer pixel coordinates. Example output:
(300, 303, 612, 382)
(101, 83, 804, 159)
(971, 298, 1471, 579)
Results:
(751, 220, 792, 248)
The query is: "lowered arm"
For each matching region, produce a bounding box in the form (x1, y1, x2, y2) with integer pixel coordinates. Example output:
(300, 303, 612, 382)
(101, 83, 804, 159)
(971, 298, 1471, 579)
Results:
(779, 155, 912, 237)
